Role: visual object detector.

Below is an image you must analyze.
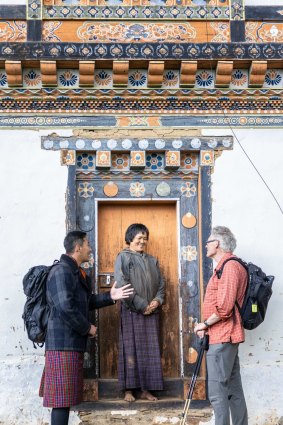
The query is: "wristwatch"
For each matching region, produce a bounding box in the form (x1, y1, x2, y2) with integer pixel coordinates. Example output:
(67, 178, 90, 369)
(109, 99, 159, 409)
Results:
(204, 320, 209, 328)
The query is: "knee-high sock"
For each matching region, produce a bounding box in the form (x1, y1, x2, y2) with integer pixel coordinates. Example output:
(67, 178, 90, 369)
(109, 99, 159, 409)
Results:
(51, 407, 70, 425)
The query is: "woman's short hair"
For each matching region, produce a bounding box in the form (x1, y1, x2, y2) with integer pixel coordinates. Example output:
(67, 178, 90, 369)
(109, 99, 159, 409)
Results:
(211, 226, 237, 252)
(64, 230, 87, 253)
(125, 223, 149, 244)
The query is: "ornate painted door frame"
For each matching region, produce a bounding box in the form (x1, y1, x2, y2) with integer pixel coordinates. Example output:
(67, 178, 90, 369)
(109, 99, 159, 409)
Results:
(42, 134, 233, 400)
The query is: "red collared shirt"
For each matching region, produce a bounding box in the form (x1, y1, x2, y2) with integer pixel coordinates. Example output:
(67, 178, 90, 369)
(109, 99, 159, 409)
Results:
(203, 252, 248, 344)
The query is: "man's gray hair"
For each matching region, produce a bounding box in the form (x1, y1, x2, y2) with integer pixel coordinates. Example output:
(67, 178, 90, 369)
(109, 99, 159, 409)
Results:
(211, 226, 237, 252)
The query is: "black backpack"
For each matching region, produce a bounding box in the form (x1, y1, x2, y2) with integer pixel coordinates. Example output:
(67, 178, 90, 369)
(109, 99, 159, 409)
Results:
(22, 262, 59, 347)
(216, 258, 274, 330)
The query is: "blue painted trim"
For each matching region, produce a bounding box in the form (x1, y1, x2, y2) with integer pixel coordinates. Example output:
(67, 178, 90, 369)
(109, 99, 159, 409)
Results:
(0, 42, 283, 60)
(1, 115, 283, 128)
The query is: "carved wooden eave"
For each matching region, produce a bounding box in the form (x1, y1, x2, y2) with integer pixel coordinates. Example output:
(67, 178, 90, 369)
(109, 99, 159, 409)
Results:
(0, 1, 283, 121)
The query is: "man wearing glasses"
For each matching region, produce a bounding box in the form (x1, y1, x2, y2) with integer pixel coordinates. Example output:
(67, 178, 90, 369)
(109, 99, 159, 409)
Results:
(194, 226, 248, 425)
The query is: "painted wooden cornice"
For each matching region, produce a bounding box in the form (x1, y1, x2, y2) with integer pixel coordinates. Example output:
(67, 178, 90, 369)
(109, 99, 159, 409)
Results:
(0, 58, 282, 89)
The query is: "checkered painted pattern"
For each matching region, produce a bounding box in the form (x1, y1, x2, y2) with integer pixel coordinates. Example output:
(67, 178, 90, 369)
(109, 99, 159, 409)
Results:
(203, 253, 248, 344)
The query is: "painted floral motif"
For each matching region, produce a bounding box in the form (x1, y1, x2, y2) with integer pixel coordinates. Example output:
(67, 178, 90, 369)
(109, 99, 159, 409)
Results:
(125, 24, 150, 41)
(146, 153, 164, 170)
(96, 151, 110, 167)
(61, 150, 75, 166)
(230, 70, 248, 88)
(210, 22, 230, 42)
(42, 21, 62, 42)
(181, 245, 197, 262)
(77, 153, 95, 170)
(129, 182, 145, 197)
(195, 71, 214, 88)
(180, 153, 198, 170)
(131, 151, 145, 167)
(162, 70, 179, 88)
(0, 21, 27, 42)
(75, 22, 198, 43)
(23, 69, 41, 87)
(246, 22, 283, 43)
(264, 70, 282, 87)
(165, 151, 180, 167)
(111, 154, 129, 170)
(78, 182, 95, 198)
(180, 182, 197, 197)
(200, 151, 214, 166)
(0, 72, 7, 87)
(128, 70, 147, 87)
(94, 70, 112, 87)
(59, 71, 78, 87)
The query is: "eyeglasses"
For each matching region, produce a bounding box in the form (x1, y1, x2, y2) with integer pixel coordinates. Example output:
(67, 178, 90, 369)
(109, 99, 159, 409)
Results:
(206, 239, 218, 244)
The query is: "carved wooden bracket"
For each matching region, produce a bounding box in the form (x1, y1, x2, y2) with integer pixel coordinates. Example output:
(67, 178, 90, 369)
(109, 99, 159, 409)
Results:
(215, 61, 234, 87)
(180, 61, 197, 87)
(40, 61, 57, 86)
(5, 61, 22, 86)
(79, 61, 95, 86)
(148, 61, 165, 87)
(113, 61, 129, 86)
(249, 61, 267, 87)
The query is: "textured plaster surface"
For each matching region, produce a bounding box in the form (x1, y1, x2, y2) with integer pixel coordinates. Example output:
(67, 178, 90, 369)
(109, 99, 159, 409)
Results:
(0, 128, 282, 424)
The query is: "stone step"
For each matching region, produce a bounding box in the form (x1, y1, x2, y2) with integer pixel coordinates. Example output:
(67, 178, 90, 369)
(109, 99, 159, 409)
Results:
(75, 399, 213, 425)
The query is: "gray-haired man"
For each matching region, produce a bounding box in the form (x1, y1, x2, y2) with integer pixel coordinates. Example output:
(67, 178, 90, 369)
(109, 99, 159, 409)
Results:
(194, 226, 248, 425)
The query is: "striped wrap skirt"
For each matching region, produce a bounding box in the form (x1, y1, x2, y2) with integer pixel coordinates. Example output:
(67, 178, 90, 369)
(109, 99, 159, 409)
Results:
(39, 351, 84, 408)
(118, 304, 164, 391)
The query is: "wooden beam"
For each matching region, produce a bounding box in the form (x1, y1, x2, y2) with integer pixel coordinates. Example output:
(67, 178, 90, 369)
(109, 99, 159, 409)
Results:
(113, 61, 129, 87)
(148, 61, 164, 87)
(249, 61, 267, 87)
(40, 60, 57, 86)
(215, 60, 233, 87)
(180, 61, 197, 87)
(5, 61, 22, 86)
(79, 61, 95, 87)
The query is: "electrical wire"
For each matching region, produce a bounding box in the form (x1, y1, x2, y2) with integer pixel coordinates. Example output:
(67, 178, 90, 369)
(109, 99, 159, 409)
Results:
(203, 0, 283, 216)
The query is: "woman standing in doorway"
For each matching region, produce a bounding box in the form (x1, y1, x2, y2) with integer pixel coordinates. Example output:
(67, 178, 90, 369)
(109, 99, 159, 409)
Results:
(114, 223, 165, 402)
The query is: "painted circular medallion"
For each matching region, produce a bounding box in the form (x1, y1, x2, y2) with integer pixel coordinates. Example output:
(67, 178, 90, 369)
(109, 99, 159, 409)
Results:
(156, 182, 171, 197)
(182, 212, 197, 228)
(104, 182, 119, 197)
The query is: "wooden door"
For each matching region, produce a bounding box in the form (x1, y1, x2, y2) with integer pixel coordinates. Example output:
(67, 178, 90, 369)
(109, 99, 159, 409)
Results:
(97, 201, 179, 381)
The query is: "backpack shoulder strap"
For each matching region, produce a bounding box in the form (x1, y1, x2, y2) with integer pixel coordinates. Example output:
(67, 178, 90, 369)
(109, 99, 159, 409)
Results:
(216, 257, 248, 315)
(216, 257, 247, 279)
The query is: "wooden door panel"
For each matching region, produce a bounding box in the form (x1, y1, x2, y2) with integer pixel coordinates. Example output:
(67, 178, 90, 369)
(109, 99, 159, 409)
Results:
(98, 201, 179, 379)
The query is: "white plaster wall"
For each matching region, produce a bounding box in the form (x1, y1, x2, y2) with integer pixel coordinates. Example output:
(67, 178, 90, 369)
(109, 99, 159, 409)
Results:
(0, 130, 80, 425)
(0, 128, 282, 424)
(245, 0, 283, 5)
(203, 127, 283, 425)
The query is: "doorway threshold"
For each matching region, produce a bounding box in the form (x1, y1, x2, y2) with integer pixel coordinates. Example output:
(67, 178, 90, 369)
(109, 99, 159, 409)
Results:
(76, 398, 210, 411)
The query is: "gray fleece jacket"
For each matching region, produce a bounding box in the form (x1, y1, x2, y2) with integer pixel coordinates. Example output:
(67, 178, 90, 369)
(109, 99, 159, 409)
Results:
(114, 248, 165, 313)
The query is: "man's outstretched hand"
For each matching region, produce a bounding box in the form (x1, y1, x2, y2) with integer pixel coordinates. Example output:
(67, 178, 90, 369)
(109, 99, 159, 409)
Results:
(110, 281, 134, 300)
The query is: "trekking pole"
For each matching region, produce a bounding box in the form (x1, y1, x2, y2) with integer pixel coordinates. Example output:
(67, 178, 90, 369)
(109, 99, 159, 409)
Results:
(180, 334, 209, 425)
